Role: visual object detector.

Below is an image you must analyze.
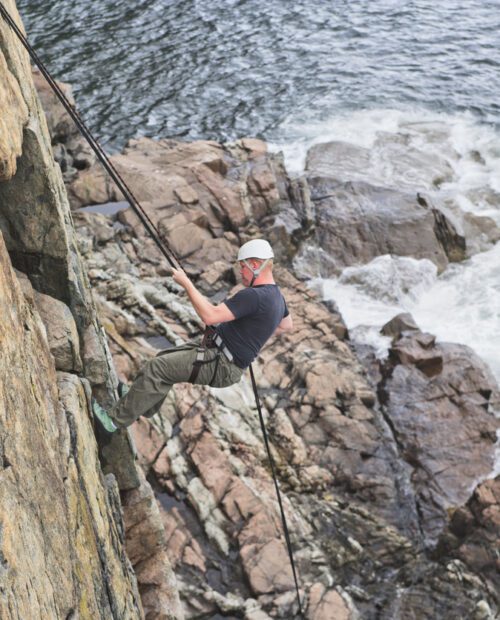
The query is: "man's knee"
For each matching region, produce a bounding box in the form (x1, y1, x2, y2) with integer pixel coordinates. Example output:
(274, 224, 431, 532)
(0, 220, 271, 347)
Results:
(144, 349, 193, 384)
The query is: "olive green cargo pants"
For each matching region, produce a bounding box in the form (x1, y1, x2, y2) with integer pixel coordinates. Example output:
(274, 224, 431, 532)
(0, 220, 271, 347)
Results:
(110, 342, 243, 428)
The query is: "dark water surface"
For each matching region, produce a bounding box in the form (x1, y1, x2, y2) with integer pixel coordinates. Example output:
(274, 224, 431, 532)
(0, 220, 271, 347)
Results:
(16, 0, 500, 149)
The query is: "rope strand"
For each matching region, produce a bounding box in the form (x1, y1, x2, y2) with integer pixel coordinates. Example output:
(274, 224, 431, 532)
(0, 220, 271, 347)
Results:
(249, 364, 304, 617)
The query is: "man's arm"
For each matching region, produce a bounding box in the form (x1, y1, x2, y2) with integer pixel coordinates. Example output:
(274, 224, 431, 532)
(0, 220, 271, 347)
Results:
(274, 314, 293, 334)
(172, 268, 235, 325)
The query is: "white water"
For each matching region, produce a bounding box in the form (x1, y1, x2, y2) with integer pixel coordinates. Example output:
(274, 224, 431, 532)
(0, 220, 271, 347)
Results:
(316, 248, 500, 379)
(270, 108, 500, 382)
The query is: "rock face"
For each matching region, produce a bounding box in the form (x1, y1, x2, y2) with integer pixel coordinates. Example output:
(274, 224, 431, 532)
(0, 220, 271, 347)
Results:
(0, 3, 182, 619)
(0, 233, 142, 618)
(122, 468, 184, 620)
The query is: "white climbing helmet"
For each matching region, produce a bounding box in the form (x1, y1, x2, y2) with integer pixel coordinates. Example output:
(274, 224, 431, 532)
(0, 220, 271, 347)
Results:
(237, 239, 274, 262)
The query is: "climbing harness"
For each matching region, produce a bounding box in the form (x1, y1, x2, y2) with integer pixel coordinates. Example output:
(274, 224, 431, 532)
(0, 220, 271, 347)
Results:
(202, 325, 234, 363)
(187, 326, 230, 385)
(0, 4, 304, 616)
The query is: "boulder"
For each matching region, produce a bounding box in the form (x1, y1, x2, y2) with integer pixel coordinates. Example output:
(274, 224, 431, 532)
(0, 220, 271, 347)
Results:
(389, 331, 443, 377)
(298, 178, 465, 275)
(158, 211, 213, 258)
(305, 138, 453, 192)
(381, 312, 420, 341)
(381, 330, 500, 543)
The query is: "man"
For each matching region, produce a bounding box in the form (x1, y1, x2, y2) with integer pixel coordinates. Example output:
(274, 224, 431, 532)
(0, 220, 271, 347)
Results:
(92, 239, 293, 432)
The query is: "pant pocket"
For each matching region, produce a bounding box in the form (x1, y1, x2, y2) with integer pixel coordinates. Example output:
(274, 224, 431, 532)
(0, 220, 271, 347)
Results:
(214, 358, 243, 388)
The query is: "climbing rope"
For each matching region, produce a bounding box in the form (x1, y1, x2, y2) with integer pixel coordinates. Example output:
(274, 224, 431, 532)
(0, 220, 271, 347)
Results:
(0, 3, 304, 616)
(249, 365, 304, 616)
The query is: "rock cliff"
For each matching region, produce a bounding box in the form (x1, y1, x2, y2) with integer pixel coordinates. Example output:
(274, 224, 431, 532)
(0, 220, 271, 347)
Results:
(0, 2, 182, 618)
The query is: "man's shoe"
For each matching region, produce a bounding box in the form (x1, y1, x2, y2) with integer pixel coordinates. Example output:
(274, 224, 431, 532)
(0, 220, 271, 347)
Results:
(92, 399, 118, 433)
(117, 381, 130, 399)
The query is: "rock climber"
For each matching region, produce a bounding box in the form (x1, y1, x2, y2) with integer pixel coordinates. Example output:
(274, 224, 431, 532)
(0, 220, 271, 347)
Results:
(92, 239, 293, 432)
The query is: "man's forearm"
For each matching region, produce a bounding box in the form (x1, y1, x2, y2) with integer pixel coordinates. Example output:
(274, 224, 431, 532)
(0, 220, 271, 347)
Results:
(172, 267, 236, 325)
(183, 280, 215, 324)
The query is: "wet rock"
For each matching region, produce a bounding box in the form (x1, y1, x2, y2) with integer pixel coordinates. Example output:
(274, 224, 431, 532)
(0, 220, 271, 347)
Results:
(463, 211, 500, 255)
(432, 198, 467, 263)
(297, 178, 465, 276)
(381, 312, 419, 341)
(305, 138, 453, 192)
(306, 141, 371, 184)
(381, 330, 500, 544)
(389, 330, 443, 377)
(440, 476, 500, 599)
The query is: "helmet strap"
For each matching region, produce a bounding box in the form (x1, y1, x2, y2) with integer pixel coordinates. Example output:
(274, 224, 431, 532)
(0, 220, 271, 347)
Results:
(244, 258, 269, 287)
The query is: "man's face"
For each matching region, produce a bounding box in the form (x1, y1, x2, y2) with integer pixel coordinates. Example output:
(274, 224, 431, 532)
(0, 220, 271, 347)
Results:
(238, 259, 258, 286)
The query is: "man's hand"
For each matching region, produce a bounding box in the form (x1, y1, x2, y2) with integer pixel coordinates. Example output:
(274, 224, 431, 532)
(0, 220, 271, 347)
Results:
(171, 267, 191, 289)
(170, 266, 236, 325)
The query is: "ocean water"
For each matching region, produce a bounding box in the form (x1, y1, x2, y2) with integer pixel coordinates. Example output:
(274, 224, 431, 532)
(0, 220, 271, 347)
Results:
(16, 0, 500, 147)
(14, 0, 500, 385)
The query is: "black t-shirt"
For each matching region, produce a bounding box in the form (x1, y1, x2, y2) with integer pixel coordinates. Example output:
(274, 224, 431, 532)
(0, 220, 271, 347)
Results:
(216, 284, 289, 369)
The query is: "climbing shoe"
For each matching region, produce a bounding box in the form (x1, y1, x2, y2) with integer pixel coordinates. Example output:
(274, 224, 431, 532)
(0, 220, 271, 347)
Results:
(92, 399, 118, 433)
(117, 381, 130, 399)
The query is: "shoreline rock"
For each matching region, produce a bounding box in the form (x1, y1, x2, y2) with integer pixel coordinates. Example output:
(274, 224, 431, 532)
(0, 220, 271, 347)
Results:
(68, 137, 499, 616)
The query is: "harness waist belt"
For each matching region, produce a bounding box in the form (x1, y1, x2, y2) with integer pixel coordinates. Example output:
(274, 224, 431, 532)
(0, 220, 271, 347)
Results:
(189, 328, 234, 384)
(213, 334, 234, 363)
(203, 326, 234, 363)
